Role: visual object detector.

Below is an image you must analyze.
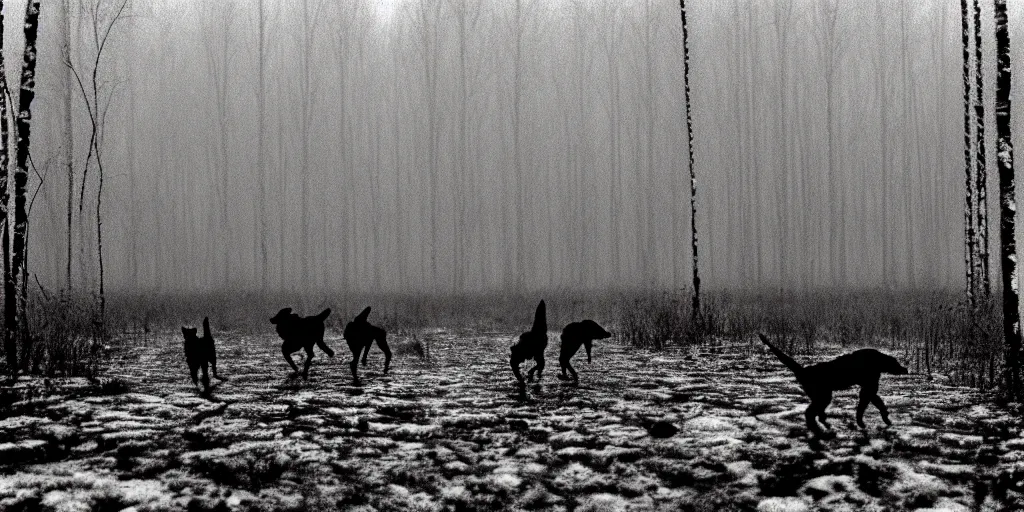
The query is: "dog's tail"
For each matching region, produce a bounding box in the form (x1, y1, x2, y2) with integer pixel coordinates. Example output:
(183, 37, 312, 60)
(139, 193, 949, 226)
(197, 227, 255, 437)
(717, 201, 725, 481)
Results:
(316, 308, 332, 322)
(531, 300, 546, 334)
(354, 306, 371, 324)
(203, 317, 212, 340)
(757, 333, 803, 375)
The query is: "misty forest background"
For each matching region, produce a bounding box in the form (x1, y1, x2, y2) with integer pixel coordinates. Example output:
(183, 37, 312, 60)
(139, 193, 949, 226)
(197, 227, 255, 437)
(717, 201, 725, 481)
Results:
(1, 0, 1024, 392)
(23, 0, 1021, 294)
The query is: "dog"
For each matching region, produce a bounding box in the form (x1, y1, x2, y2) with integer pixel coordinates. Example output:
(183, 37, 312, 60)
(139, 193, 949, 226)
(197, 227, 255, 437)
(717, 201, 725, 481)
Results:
(510, 300, 547, 385)
(342, 307, 391, 381)
(181, 317, 226, 393)
(758, 333, 908, 436)
(557, 320, 611, 382)
(270, 307, 334, 379)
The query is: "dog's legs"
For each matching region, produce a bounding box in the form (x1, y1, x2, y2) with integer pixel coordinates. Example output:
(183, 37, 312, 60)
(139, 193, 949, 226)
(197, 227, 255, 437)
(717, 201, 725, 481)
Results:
(201, 363, 211, 392)
(361, 343, 372, 366)
(856, 383, 879, 428)
(302, 348, 315, 379)
(210, 345, 226, 381)
(377, 334, 392, 374)
(805, 392, 830, 436)
(350, 352, 360, 381)
(818, 409, 831, 430)
(870, 394, 892, 426)
(511, 359, 525, 385)
(282, 347, 301, 375)
(558, 343, 577, 380)
(560, 355, 578, 382)
(528, 355, 545, 382)
(316, 338, 335, 358)
(190, 366, 200, 388)
(804, 405, 823, 436)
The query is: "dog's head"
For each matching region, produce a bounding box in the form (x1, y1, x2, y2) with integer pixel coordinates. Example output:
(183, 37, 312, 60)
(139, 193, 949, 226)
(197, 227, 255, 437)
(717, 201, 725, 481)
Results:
(270, 308, 294, 325)
(578, 320, 611, 341)
(883, 354, 910, 375)
(181, 327, 199, 355)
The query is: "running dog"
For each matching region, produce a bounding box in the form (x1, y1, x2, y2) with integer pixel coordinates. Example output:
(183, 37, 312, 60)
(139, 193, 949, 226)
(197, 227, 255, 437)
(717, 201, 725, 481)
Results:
(343, 307, 391, 381)
(510, 300, 547, 385)
(557, 320, 611, 382)
(270, 307, 334, 379)
(758, 333, 908, 436)
(181, 317, 226, 393)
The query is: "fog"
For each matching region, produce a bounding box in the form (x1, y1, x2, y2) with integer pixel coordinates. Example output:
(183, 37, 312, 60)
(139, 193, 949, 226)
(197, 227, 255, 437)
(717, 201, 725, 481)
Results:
(12, 0, 1024, 294)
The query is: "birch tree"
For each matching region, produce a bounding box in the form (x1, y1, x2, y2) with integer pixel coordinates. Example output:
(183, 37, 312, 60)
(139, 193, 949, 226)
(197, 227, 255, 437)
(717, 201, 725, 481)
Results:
(961, 0, 977, 304)
(972, 0, 989, 296)
(1, 0, 13, 376)
(679, 0, 698, 318)
(993, 0, 1021, 399)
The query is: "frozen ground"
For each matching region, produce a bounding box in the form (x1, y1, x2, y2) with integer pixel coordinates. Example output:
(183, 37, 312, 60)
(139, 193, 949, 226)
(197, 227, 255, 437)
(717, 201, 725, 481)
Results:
(1, 332, 1022, 511)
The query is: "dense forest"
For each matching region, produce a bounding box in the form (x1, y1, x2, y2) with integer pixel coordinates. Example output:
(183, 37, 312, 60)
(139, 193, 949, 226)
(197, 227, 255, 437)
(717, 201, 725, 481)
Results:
(0, 0, 1011, 295)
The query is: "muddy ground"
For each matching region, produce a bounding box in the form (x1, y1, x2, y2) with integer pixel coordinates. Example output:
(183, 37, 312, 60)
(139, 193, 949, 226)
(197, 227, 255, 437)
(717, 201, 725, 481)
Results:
(1, 331, 1022, 511)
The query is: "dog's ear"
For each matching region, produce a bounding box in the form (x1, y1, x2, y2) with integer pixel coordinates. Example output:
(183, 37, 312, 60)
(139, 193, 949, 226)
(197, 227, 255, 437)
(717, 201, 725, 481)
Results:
(355, 307, 372, 323)
(271, 307, 292, 323)
(581, 320, 610, 339)
(532, 300, 546, 333)
(181, 326, 189, 337)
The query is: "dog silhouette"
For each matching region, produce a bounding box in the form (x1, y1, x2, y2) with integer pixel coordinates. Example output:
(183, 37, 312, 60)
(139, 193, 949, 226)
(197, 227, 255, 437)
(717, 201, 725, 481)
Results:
(342, 307, 391, 381)
(270, 307, 334, 379)
(758, 333, 908, 436)
(510, 300, 547, 385)
(558, 320, 611, 382)
(181, 317, 226, 393)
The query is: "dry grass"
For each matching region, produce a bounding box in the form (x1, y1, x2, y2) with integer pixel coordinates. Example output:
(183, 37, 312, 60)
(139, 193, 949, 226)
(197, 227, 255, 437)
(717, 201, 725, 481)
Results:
(0, 287, 1005, 391)
(614, 288, 1001, 390)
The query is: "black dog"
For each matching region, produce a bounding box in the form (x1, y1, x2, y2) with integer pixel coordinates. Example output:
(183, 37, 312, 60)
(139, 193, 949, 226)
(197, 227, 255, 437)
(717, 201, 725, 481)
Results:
(558, 320, 611, 382)
(270, 308, 335, 379)
(181, 317, 226, 393)
(510, 300, 547, 385)
(343, 307, 391, 380)
(758, 333, 908, 436)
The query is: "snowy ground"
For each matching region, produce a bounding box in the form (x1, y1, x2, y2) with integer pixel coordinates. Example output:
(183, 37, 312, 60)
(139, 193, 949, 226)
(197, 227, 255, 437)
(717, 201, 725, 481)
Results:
(1, 332, 1022, 511)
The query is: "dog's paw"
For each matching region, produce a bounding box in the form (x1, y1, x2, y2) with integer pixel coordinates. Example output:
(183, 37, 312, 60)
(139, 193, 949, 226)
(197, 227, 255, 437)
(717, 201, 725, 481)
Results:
(557, 374, 570, 381)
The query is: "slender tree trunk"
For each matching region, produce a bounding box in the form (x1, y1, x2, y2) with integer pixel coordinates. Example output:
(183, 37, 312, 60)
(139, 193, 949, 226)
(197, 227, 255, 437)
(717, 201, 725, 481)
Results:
(0, 0, 13, 376)
(513, 0, 525, 290)
(64, 0, 73, 291)
(13, 0, 41, 371)
(993, 0, 1021, 399)
(680, 0, 699, 317)
(879, 0, 890, 288)
(300, 0, 310, 291)
(257, 0, 267, 293)
(972, 0, 989, 296)
(961, 0, 977, 305)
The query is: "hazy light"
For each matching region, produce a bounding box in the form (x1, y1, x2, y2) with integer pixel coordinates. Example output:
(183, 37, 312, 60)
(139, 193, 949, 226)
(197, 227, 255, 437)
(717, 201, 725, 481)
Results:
(373, 0, 400, 23)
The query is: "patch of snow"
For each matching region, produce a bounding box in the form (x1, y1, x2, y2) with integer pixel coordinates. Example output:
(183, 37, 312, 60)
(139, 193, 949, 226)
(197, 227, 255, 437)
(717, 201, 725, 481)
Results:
(757, 497, 811, 512)
(576, 492, 629, 512)
(682, 416, 742, 434)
